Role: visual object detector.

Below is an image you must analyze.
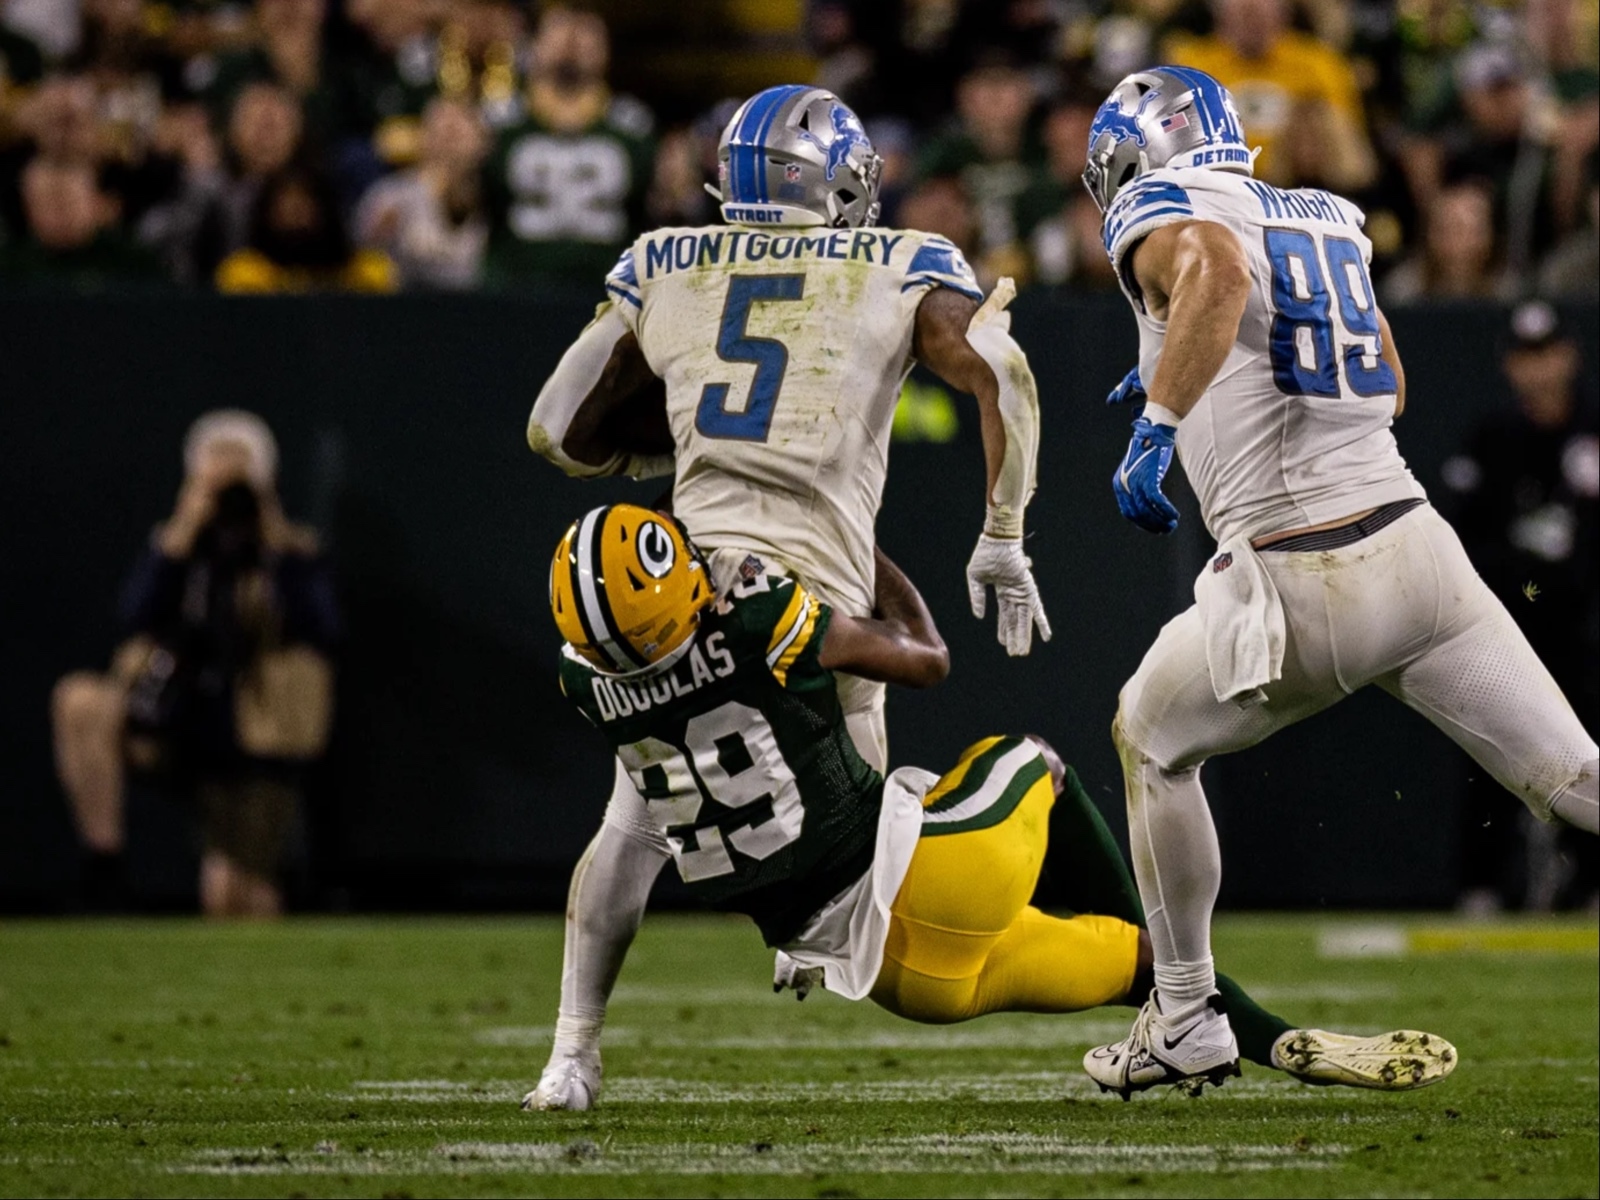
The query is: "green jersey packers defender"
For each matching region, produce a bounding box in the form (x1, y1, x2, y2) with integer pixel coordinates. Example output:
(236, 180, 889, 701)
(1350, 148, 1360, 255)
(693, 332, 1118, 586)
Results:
(559, 559, 882, 945)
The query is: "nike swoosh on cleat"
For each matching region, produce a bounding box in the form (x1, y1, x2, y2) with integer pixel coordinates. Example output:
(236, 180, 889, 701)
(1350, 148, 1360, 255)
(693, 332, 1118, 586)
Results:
(1162, 1025, 1197, 1052)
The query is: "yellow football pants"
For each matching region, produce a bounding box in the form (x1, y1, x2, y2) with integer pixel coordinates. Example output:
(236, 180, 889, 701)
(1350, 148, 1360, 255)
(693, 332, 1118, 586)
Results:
(869, 738, 1141, 1024)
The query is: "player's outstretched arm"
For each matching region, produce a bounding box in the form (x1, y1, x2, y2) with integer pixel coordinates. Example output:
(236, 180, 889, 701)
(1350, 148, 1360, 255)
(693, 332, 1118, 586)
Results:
(527, 305, 675, 481)
(523, 793, 669, 1113)
(912, 285, 1050, 657)
(1110, 221, 1252, 534)
(817, 547, 949, 689)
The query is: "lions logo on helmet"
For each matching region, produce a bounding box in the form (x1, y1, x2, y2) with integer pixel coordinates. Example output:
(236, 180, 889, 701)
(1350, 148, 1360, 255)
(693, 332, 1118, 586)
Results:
(1083, 66, 1254, 213)
(550, 504, 712, 674)
(713, 84, 883, 230)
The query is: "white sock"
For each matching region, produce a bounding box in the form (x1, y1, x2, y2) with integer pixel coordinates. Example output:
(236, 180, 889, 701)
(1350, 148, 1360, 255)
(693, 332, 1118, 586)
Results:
(1154, 958, 1218, 1013)
(1125, 756, 1222, 1006)
(1550, 761, 1598, 835)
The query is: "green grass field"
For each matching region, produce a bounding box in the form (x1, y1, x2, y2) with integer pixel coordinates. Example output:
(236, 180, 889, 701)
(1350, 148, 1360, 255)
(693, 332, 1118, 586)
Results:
(0, 914, 1595, 1199)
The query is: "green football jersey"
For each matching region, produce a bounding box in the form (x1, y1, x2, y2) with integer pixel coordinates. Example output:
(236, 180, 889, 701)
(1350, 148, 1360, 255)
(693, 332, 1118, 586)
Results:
(560, 564, 883, 945)
(483, 101, 655, 285)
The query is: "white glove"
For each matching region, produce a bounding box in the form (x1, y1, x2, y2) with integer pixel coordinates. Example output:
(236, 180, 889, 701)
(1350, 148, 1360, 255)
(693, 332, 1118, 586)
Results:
(966, 533, 1052, 657)
(521, 1045, 602, 1111)
(772, 950, 825, 1001)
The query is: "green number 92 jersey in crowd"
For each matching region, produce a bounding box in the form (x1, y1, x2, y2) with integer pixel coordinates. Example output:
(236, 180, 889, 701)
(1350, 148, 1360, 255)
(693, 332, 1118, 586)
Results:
(559, 559, 883, 946)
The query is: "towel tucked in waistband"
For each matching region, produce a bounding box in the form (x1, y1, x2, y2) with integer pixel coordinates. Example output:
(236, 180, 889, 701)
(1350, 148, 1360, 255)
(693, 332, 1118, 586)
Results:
(1193, 533, 1286, 707)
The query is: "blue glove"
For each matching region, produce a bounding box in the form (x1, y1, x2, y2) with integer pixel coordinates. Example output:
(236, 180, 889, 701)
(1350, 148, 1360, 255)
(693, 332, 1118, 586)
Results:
(1106, 367, 1147, 414)
(1113, 416, 1180, 534)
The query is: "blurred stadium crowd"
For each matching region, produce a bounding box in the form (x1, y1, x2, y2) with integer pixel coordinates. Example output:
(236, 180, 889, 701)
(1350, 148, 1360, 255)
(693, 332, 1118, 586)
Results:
(0, 0, 1595, 297)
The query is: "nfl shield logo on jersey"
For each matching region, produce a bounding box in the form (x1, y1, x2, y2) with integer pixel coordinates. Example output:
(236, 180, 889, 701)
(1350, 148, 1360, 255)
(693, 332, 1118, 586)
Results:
(1212, 552, 1234, 574)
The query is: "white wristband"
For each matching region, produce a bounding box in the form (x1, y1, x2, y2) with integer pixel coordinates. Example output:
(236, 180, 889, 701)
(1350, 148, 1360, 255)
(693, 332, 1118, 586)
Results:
(1143, 402, 1183, 428)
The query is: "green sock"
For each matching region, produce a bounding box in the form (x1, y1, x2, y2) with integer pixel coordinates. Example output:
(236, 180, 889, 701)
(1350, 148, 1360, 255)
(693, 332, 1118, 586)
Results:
(1050, 762, 1293, 1068)
(1047, 765, 1147, 925)
(1216, 973, 1293, 1067)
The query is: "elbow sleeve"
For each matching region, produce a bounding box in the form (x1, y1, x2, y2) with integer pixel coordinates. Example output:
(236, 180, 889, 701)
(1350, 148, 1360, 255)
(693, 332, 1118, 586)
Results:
(965, 278, 1040, 536)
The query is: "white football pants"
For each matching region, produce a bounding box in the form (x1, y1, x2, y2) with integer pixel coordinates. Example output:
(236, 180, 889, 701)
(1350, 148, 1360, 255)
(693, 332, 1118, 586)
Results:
(1115, 504, 1598, 987)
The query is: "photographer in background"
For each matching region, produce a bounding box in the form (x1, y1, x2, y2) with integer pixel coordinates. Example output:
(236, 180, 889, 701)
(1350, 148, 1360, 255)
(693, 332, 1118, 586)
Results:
(51, 411, 340, 917)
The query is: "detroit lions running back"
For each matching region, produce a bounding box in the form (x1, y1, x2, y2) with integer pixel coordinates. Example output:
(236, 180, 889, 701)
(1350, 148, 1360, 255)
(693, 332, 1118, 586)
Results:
(1078, 66, 1599, 1097)
(527, 84, 1051, 719)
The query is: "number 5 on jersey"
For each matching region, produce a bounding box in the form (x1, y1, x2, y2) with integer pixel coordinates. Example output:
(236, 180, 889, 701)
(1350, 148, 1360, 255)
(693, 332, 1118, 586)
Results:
(696, 274, 805, 442)
(1265, 229, 1397, 400)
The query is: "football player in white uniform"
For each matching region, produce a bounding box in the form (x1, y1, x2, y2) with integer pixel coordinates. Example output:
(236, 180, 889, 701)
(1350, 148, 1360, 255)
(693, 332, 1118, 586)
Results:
(524, 86, 1050, 1102)
(1078, 66, 1599, 1097)
(528, 84, 1051, 760)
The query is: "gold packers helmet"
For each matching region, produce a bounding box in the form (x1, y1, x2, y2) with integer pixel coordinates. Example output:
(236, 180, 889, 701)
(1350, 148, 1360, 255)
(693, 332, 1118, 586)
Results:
(550, 504, 713, 673)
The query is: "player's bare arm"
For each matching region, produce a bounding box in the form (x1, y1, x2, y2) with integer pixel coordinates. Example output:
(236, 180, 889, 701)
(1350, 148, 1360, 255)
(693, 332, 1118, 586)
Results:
(527, 306, 673, 480)
(913, 285, 1051, 657)
(913, 289, 1007, 501)
(817, 547, 949, 689)
(1103, 219, 1251, 534)
(1127, 220, 1252, 423)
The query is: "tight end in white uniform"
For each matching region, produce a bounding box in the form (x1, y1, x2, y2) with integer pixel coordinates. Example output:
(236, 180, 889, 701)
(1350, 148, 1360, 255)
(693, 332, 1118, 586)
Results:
(1078, 64, 1596, 1098)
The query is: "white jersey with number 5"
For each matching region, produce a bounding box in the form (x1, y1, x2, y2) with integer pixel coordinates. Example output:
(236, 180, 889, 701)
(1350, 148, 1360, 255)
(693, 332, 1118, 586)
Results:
(1104, 167, 1423, 544)
(604, 225, 981, 616)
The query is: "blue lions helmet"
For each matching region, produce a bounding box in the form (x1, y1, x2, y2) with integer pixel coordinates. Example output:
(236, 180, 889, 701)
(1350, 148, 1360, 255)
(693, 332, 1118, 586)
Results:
(714, 85, 882, 229)
(1082, 66, 1253, 212)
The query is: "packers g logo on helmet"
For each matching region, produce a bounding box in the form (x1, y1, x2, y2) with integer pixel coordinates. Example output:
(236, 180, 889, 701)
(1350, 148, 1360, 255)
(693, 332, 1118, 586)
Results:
(636, 520, 676, 579)
(550, 504, 712, 674)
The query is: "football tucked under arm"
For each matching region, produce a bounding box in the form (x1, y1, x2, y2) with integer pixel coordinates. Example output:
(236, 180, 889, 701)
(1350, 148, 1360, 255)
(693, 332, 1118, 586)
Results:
(527, 303, 676, 481)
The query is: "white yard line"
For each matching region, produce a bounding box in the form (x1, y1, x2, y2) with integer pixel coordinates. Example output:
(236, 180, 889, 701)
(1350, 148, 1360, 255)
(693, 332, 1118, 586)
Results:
(343, 1072, 1376, 1106)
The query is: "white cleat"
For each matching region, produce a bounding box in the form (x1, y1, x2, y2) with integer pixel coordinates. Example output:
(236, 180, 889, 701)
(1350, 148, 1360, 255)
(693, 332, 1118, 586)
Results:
(521, 1047, 602, 1111)
(1084, 990, 1241, 1100)
(1271, 1028, 1458, 1091)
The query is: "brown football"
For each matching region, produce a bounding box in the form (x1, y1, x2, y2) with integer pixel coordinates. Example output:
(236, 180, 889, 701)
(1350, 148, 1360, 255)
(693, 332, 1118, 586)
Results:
(601, 375, 674, 455)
